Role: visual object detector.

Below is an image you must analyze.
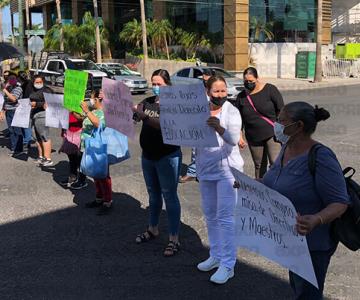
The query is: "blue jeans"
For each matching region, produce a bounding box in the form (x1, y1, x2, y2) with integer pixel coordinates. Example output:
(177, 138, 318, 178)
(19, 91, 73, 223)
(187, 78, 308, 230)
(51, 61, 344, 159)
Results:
(186, 147, 197, 177)
(289, 247, 336, 300)
(22, 127, 32, 145)
(5, 110, 23, 152)
(142, 149, 182, 236)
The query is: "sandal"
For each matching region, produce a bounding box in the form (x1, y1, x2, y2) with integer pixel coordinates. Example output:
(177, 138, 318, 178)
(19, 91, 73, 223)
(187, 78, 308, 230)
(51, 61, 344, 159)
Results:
(136, 228, 157, 244)
(164, 241, 180, 257)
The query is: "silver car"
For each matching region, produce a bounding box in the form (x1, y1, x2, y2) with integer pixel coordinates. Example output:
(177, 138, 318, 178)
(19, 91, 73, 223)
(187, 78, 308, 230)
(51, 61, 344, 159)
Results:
(171, 67, 244, 101)
(97, 65, 148, 94)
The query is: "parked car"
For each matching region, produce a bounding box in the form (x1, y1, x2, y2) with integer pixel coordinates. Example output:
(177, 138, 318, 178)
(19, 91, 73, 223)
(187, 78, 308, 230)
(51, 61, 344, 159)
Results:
(30, 52, 109, 98)
(171, 67, 244, 101)
(97, 64, 148, 94)
(96, 63, 142, 77)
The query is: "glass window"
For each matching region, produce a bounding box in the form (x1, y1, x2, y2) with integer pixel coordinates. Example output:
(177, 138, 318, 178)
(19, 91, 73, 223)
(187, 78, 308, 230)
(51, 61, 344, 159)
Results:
(249, 0, 316, 43)
(47, 61, 59, 72)
(177, 69, 190, 77)
(193, 69, 203, 78)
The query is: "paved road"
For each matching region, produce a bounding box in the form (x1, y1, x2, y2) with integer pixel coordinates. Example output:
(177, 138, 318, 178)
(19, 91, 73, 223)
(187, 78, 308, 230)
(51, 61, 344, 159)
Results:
(0, 86, 359, 300)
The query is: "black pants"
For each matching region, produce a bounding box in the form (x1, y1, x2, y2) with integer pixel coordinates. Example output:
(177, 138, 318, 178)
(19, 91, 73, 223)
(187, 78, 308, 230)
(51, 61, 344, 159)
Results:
(68, 152, 86, 183)
(248, 137, 281, 179)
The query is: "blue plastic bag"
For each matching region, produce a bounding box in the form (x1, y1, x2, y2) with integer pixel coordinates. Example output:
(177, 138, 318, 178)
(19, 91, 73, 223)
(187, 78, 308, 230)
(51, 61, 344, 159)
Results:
(99, 126, 130, 165)
(80, 128, 109, 179)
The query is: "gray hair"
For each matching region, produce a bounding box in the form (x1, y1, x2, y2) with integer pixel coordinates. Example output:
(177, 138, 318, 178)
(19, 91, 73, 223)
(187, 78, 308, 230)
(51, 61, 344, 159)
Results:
(284, 101, 330, 135)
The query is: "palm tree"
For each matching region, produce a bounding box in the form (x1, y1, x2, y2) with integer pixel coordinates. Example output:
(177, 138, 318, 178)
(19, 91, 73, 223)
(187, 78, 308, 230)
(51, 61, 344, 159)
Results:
(119, 19, 142, 48)
(0, 0, 10, 42)
(248, 17, 274, 65)
(155, 19, 173, 60)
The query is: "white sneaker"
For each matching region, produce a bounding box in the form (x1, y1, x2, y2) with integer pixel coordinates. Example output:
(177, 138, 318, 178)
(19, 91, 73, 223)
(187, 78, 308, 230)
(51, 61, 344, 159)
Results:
(197, 257, 220, 272)
(210, 266, 234, 284)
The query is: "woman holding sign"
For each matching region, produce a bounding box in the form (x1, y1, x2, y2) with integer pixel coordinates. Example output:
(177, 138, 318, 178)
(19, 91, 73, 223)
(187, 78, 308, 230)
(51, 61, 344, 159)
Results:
(29, 75, 54, 166)
(196, 75, 244, 284)
(80, 90, 114, 216)
(262, 102, 350, 299)
(133, 69, 182, 257)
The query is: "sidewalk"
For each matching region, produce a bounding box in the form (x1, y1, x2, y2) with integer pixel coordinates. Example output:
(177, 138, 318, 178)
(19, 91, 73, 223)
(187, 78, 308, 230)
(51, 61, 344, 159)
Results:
(263, 77, 360, 91)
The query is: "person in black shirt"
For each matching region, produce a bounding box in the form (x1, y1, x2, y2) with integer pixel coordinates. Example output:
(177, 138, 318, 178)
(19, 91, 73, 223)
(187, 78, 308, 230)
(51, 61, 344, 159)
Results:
(133, 69, 182, 257)
(29, 75, 54, 166)
(235, 67, 284, 179)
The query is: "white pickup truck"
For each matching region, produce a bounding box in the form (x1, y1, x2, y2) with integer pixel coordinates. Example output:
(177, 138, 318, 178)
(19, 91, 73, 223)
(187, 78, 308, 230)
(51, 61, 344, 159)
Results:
(30, 52, 110, 98)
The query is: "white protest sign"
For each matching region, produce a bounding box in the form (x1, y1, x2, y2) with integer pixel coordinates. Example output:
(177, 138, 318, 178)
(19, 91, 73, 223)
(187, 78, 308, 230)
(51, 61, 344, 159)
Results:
(102, 78, 135, 139)
(44, 93, 69, 129)
(11, 99, 31, 128)
(232, 169, 318, 288)
(159, 83, 218, 147)
(0, 93, 4, 109)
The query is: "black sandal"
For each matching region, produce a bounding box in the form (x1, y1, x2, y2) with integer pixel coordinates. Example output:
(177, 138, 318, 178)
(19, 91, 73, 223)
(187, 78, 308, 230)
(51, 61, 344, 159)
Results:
(136, 228, 157, 244)
(164, 241, 180, 257)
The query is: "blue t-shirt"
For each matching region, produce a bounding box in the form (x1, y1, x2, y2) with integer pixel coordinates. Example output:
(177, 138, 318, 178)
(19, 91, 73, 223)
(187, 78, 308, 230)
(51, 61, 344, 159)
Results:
(263, 145, 350, 251)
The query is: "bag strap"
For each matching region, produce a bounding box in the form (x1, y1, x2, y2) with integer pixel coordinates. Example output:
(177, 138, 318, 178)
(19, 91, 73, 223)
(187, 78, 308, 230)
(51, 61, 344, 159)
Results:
(308, 143, 323, 177)
(246, 94, 275, 127)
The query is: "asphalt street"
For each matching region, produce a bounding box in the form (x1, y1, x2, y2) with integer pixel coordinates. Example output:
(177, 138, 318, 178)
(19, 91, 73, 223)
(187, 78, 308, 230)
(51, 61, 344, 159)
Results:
(0, 85, 359, 300)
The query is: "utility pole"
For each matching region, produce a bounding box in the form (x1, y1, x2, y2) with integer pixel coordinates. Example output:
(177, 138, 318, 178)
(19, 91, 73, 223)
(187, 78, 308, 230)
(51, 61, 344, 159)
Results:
(140, 0, 148, 78)
(314, 0, 322, 82)
(25, 0, 32, 69)
(93, 0, 102, 63)
(56, 0, 64, 51)
(18, 0, 25, 70)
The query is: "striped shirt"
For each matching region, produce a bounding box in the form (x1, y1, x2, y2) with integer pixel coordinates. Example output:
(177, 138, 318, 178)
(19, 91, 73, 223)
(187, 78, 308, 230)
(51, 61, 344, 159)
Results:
(3, 85, 23, 110)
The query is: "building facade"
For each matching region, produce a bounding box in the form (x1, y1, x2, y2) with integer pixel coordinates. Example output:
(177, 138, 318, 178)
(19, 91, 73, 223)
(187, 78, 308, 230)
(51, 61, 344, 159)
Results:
(11, 0, 333, 72)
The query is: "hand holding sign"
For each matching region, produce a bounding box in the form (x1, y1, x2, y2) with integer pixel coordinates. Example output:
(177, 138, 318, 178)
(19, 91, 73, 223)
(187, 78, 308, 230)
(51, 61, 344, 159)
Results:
(232, 169, 318, 289)
(63, 70, 88, 114)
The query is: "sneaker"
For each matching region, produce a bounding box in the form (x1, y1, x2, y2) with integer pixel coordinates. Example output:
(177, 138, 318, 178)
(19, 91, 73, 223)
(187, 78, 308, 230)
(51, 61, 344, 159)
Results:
(12, 151, 24, 158)
(40, 159, 53, 167)
(59, 176, 77, 187)
(70, 181, 88, 190)
(34, 156, 45, 164)
(197, 257, 220, 272)
(97, 203, 112, 215)
(85, 199, 103, 208)
(210, 266, 234, 284)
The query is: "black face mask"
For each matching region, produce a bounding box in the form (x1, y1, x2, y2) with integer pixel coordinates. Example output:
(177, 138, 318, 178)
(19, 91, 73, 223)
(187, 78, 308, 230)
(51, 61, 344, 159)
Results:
(244, 80, 256, 91)
(211, 96, 227, 107)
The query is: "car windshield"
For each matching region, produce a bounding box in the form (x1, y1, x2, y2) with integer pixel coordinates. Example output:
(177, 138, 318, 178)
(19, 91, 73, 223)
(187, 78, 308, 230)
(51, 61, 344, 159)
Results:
(207, 68, 234, 78)
(67, 60, 99, 71)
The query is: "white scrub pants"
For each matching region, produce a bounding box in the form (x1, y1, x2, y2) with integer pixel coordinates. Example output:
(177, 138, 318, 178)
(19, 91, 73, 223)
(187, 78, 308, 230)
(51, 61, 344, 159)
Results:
(199, 177, 237, 269)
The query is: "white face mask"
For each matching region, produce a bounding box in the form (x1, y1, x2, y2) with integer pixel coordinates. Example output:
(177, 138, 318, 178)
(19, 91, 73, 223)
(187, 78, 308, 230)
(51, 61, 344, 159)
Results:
(90, 98, 96, 107)
(34, 83, 43, 90)
(274, 122, 295, 144)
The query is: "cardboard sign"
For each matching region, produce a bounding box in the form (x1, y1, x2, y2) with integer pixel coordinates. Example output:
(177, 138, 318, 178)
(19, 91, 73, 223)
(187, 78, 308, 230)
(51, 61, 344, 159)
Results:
(44, 93, 69, 129)
(11, 99, 31, 128)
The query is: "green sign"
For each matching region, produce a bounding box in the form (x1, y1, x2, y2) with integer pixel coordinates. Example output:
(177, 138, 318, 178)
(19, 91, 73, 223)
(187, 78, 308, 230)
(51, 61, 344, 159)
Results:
(25, 29, 46, 36)
(63, 70, 88, 114)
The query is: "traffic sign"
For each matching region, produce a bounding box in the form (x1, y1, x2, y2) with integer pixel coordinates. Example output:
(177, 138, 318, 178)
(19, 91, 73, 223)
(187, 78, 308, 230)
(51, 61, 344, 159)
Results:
(25, 29, 46, 36)
(28, 36, 44, 53)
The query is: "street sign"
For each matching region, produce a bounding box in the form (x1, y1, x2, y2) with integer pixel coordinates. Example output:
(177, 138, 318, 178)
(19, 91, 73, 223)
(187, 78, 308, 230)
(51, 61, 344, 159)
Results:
(28, 36, 44, 53)
(25, 29, 46, 36)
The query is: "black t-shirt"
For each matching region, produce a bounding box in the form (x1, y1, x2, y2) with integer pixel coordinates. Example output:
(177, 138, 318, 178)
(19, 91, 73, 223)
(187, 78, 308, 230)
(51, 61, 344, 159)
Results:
(235, 83, 284, 144)
(139, 96, 180, 160)
(29, 86, 53, 117)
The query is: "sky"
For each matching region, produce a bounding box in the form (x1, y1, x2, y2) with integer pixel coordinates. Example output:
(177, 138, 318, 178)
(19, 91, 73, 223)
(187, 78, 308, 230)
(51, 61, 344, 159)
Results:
(2, 5, 43, 38)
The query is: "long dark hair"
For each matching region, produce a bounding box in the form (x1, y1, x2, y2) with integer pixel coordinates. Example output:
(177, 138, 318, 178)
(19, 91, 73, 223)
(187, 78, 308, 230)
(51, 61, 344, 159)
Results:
(151, 69, 172, 86)
(243, 67, 259, 79)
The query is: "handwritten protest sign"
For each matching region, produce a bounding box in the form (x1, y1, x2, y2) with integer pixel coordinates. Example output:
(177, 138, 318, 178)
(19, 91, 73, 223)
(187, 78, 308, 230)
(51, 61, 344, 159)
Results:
(11, 99, 31, 128)
(63, 69, 88, 114)
(159, 83, 218, 147)
(232, 169, 318, 288)
(0, 93, 4, 109)
(102, 78, 135, 139)
(44, 93, 69, 129)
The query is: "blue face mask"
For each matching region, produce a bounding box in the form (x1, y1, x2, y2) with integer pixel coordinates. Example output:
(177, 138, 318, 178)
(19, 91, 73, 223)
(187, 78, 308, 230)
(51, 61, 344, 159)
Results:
(152, 86, 160, 96)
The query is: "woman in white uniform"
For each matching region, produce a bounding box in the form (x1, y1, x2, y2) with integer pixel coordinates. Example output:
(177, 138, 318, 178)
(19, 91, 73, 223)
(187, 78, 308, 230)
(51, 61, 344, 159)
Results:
(196, 75, 244, 284)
